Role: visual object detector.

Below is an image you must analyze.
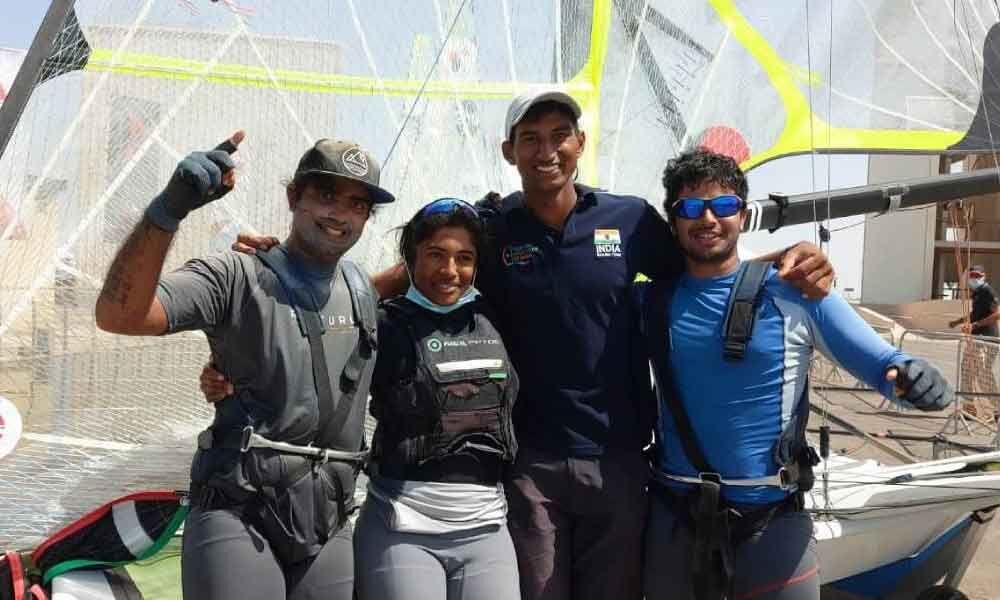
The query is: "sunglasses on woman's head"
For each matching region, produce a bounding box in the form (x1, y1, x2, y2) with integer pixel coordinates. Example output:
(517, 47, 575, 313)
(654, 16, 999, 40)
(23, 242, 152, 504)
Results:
(670, 195, 745, 220)
(418, 197, 479, 221)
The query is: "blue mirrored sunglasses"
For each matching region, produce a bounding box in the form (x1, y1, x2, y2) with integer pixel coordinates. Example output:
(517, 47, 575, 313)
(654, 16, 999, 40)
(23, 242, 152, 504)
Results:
(670, 195, 745, 220)
(418, 197, 479, 221)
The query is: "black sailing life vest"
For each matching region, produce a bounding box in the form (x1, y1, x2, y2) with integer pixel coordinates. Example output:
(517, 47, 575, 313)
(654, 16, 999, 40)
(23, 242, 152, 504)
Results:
(371, 297, 517, 483)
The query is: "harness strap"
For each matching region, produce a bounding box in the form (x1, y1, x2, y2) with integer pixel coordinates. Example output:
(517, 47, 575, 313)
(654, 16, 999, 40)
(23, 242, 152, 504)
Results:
(253, 250, 374, 450)
(642, 280, 716, 475)
(655, 470, 792, 490)
(721, 261, 771, 362)
(331, 260, 377, 447)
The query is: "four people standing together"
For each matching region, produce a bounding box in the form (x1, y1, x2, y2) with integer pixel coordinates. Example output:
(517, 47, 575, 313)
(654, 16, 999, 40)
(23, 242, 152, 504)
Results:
(99, 89, 954, 600)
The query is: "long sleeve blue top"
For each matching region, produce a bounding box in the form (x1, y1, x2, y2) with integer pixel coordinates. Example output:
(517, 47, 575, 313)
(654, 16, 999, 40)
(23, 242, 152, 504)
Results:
(643, 264, 908, 505)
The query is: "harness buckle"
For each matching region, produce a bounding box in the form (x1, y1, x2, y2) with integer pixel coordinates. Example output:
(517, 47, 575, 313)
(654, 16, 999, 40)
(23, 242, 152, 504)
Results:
(777, 466, 796, 490)
(240, 426, 254, 453)
(722, 340, 747, 361)
(698, 472, 723, 485)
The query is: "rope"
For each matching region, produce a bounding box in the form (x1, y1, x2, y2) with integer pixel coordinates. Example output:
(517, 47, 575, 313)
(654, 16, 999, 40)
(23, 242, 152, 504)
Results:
(383, 0, 471, 168)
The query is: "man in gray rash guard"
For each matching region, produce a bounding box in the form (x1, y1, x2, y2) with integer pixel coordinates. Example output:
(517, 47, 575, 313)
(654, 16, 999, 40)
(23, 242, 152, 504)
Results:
(94, 132, 393, 600)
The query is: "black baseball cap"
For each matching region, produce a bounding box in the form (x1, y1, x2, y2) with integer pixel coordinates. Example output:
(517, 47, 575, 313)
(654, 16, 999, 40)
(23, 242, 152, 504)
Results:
(294, 139, 395, 204)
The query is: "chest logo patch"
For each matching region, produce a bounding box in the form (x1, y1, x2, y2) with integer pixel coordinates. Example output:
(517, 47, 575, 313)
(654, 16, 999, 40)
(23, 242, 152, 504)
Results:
(426, 338, 443, 352)
(502, 243, 542, 268)
(594, 228, 622, 258)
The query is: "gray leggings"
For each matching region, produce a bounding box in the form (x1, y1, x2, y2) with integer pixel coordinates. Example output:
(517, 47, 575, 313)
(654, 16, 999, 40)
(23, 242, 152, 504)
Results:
(181, 506, 354, 600)
(353, 501, 521, 600)
(643, 492, 820, 600)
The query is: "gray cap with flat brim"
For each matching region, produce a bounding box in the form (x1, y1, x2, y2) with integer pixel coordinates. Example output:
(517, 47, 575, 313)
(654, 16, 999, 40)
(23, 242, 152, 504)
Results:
(293, 139, 396, 204)
(504, 88, 583, 140)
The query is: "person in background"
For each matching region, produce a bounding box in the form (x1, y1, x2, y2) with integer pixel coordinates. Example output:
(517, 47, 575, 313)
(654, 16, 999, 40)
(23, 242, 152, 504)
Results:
(949, 265, 1000, 407)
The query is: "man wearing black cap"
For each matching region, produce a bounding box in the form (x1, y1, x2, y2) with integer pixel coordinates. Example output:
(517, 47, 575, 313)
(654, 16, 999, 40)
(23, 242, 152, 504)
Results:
(95, 132, 392, 600)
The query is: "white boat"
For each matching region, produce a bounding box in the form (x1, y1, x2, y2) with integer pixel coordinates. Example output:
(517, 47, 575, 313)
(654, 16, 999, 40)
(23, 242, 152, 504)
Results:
(811, 452, 1000, 598)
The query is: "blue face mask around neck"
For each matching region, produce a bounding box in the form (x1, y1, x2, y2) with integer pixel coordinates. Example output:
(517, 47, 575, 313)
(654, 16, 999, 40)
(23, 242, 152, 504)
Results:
(405, 283, 480, 314)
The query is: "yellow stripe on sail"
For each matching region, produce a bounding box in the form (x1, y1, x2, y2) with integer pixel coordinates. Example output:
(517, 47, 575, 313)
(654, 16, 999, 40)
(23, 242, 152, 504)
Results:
(85, 2, 615, 184)
(709, 0, 964, 170)
(567, 0, 612, 185)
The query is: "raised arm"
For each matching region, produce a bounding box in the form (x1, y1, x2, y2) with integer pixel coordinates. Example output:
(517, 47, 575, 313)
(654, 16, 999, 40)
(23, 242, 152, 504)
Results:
(94, 220, 174, 334)
(95, 131, 243, 334)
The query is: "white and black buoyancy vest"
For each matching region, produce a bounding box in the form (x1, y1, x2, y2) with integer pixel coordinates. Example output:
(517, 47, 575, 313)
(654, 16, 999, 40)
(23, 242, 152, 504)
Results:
(372, 297, 517, 480)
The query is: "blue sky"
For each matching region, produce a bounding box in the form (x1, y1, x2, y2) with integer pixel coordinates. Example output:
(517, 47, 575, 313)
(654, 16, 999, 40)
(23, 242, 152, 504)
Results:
(0, 3, 48, 50)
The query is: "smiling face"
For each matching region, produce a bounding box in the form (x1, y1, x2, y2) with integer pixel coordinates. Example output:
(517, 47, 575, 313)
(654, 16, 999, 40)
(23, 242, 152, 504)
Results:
(672, 179, 745, 275)
(411, 225, 478, 306)
(502, 107, 585, 196)
(287, 175, 372, 263)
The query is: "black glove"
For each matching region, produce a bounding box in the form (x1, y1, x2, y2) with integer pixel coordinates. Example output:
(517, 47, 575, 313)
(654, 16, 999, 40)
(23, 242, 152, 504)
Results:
(145, 137, 239, 232)
(890, 358, 954, 412)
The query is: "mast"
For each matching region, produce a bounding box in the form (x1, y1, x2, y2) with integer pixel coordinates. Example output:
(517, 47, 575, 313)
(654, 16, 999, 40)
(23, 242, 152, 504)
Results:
(0, 0, 77, 160)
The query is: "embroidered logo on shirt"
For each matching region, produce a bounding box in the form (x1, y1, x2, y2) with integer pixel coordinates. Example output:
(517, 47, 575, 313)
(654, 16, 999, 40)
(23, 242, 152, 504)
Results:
(594, 228, 622, 258)
(502, 243, 542, 268)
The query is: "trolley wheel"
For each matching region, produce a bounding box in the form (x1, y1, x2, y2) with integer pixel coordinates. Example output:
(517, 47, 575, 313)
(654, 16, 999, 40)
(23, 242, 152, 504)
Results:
(915, 585, 969, 600)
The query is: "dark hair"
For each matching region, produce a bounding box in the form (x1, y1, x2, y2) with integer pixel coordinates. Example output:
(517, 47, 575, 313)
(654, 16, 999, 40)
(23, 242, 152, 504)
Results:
(661, 149, 748, 214)
(398, 201, 486, 269)
(509, 100, 580, 140)
(282, 173, 380, 215)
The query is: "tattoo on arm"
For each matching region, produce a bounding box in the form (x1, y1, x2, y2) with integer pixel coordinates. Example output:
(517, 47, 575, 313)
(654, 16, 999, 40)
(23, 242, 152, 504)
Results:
(96, 218, 173, 331)
(99, 223, 146, 308)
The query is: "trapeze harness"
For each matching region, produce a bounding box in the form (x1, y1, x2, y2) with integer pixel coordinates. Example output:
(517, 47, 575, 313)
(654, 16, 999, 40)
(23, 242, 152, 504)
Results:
(641, 262, 820, 600)
(371, 297, 516, 482)
(193, 248, 377, 565)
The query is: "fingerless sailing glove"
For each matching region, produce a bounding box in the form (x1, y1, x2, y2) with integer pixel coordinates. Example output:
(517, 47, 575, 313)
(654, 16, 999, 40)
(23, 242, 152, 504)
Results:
(145, 139, 238, 232)
(891, 358, 954, 412)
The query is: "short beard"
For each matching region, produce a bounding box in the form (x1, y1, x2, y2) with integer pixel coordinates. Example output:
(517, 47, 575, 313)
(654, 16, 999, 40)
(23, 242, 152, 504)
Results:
(680, 237, 738, 265)
(291, 220, 356, 264)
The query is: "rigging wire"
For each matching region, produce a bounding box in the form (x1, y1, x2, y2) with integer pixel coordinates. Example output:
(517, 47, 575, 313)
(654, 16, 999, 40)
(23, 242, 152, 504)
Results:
(822, 0, 834, 247)
(804, 0, 836, 510)
(383, 0, 471, 168)
(804, 0, 820, 248)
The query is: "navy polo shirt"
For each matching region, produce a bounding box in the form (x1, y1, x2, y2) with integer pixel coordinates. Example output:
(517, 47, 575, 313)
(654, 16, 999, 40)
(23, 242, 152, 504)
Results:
(478, 185, 683, 457)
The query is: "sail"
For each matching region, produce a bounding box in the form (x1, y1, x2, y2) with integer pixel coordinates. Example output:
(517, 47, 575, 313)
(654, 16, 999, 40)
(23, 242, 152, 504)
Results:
(3, 0, 1000, 548)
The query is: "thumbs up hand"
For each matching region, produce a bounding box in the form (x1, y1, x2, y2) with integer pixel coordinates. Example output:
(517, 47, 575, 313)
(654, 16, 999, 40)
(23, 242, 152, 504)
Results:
(146, 131, 245, 233)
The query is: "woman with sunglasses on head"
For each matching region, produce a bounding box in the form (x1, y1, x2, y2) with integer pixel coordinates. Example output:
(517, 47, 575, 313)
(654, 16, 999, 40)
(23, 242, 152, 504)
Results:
(202, 197, 521, 600)
(354, 196, 520, 600)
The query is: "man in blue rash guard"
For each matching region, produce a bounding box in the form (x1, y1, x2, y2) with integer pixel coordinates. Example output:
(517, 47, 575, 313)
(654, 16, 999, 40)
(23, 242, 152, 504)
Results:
(639, 150, 954, 600)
